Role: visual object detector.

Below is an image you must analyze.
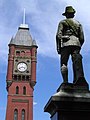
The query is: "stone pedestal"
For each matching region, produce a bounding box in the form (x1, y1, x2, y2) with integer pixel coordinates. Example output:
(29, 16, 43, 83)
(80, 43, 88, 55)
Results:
(44, 79, 90, 120)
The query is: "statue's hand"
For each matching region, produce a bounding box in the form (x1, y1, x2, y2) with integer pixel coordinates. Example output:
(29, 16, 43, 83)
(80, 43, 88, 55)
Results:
(57, 48, 61, 54)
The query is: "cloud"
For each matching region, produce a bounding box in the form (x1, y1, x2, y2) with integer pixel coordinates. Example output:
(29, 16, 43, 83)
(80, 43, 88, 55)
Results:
(5, 0, 61, 58)
(59, 0, 90, 53)
(0, 0, 90, 61)
(0, 25, 14, 62)
(16, 0, 90, 57)
(33, 101, 37, 105)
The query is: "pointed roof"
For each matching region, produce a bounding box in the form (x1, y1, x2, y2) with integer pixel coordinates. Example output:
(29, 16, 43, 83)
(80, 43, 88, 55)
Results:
(10, 9, 37, 47)
(10, 23, 34, 46)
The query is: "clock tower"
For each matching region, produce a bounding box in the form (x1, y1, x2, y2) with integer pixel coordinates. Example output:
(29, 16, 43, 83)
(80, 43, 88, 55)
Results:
(5, 21, 38, 120)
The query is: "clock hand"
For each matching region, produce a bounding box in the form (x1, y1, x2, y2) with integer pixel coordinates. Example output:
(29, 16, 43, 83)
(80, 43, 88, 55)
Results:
(19, 66, 25, 69)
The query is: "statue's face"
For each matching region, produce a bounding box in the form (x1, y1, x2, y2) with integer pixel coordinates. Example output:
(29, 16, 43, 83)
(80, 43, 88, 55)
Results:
(65, 13, 75, 18)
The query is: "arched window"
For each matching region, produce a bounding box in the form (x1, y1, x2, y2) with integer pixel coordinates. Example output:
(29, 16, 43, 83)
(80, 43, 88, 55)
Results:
(14, 109, 18, 120)
(23, 86, 26, 95)
(21, 51, 25, 57)
(16, 86, 19, 94)
(22, 109, 25, 120)
(16, 51, 20, 56)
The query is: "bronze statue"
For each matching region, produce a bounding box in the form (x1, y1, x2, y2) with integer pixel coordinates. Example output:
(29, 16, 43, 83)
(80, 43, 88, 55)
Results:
(56, 6, 85, 83)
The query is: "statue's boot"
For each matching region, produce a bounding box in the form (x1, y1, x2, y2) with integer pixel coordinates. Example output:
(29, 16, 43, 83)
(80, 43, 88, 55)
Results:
(61, 64, 68, 83)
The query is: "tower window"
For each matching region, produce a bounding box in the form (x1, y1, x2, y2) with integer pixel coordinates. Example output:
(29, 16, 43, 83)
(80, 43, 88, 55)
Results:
(22, 109, 25, 120)
(16, 86, 19, 94)
(16, 51, 20, 56)
(21, 51, 25, 57)
(18, 75, 21, 81)
(22, 76, 25, 81)
(14, 109, 18, 120)
(23, 86, 26, 95)
(26, 76, 29, 81)
(14, 75, 17, 81)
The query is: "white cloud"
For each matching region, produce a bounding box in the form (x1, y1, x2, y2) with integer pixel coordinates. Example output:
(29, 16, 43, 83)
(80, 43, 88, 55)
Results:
(15, 0, 61, 58)
(0, 25, 15, 62)
(0, 0, 90, 60)
(33, 101, 37, 105)
(16, 0, 90, 57)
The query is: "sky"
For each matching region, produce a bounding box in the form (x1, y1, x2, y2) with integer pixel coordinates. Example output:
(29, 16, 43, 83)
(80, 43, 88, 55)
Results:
(0, 0, 90, 120)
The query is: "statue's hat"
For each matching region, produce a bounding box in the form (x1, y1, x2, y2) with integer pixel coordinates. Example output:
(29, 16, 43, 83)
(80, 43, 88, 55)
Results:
(62, 6, 76, 16)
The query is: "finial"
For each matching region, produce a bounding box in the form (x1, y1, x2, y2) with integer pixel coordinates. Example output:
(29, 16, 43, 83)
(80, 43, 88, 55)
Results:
(23, 8, 25, 24)
(19, 8, 29, 29)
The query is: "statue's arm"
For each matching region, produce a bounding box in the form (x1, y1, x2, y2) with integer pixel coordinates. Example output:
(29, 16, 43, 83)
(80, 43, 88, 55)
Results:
(56, 22, 63, 54)
(79, 24, 84, 46)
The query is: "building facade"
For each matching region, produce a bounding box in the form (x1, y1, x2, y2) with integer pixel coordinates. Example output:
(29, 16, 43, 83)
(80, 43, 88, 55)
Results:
(5, 23, 38, 120)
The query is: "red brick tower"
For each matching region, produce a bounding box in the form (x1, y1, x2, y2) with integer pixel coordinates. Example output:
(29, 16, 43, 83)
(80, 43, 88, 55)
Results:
(5, 22, 38, 120)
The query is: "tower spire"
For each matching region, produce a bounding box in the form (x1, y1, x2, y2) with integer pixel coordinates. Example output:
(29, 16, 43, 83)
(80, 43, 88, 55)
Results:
(23, 8, 25, 24)
(19, 8, 29, 29)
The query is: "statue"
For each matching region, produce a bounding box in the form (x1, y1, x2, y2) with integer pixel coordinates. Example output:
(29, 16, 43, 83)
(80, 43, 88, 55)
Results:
(56, 6, 85, 83)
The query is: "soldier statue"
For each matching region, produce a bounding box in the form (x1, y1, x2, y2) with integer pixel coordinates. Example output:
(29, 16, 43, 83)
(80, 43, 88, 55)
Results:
(56, 6, 85, 83)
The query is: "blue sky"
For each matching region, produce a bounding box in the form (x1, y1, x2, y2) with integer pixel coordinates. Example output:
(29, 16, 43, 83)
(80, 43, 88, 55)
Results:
(0, 0, 90, 120)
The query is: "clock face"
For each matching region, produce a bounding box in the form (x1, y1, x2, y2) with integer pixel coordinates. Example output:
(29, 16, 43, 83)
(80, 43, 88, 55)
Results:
(17, 62, 27, 72)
